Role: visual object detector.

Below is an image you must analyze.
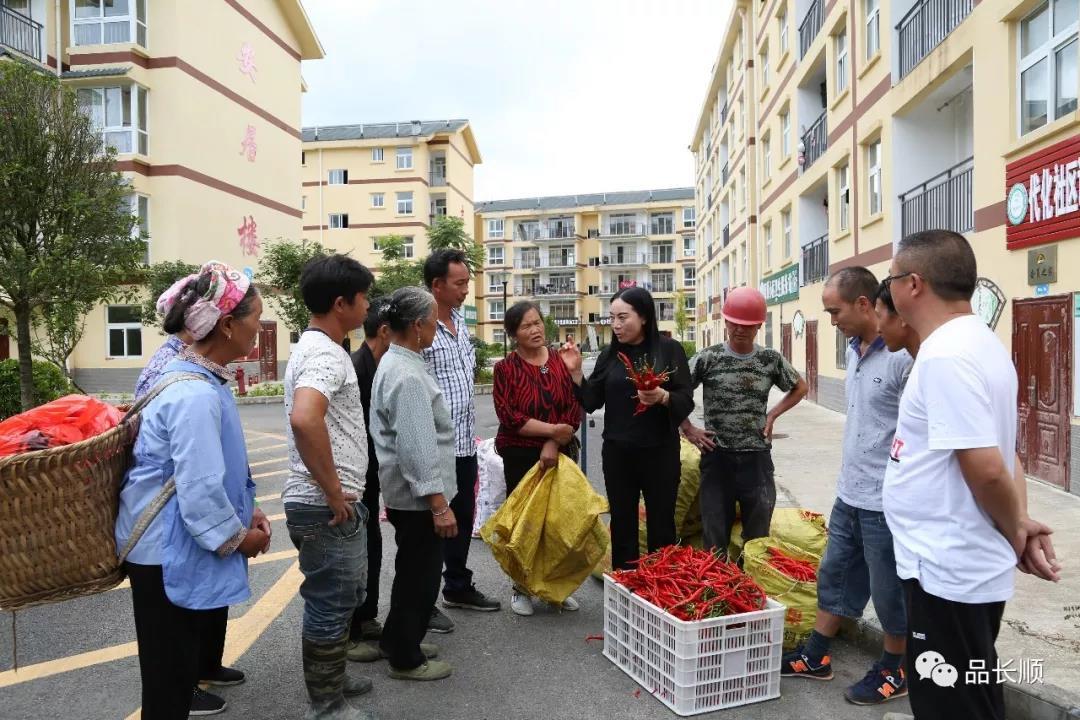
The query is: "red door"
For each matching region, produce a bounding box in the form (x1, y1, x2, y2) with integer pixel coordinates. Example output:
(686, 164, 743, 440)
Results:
(259, 321, 278, 381)
(1012, 297, 1072, 490)
(805, 320, 819, 403)
(781, 323, 793, 363)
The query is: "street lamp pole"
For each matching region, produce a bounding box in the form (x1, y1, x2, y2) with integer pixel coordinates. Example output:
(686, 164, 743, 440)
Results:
(501, 280, 508, 357)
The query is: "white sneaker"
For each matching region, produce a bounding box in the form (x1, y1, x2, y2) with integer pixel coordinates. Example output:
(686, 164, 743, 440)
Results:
(510, 591, 534, 616)
(558, 595, 580, 612)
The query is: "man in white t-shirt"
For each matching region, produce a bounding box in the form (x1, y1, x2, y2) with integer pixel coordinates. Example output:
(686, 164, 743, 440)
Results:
(283, 254, 378, 720)
(880, 230, 1060, 720)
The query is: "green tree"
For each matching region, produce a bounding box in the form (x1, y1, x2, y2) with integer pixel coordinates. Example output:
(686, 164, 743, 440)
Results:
(29, 298, 96, 390)
(427, 215, 484, 271)
(257, 238, 334, 336)
(141, 260, 200, 329)
(372, 235, 424, 297)
(674, 289, 689, 341)
(544, 314, 558, 343)
(0, 62, 144, 409)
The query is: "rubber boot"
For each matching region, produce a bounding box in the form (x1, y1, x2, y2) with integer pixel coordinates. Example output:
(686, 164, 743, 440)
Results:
(302, 637, 377, 720)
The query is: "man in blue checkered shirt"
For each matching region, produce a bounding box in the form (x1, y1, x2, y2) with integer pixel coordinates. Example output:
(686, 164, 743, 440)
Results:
(422, 250, 501, 633)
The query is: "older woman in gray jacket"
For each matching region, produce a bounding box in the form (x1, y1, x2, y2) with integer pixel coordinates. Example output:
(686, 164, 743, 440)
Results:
(370, 286, 457, 682)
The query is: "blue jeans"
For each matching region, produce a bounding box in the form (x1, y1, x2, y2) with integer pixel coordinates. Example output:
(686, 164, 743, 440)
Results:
(817, 498, 907, 636)
(285, 502, 369, 642)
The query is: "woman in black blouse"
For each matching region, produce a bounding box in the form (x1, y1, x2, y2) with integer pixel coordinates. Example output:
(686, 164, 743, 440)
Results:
(559, 286, 693, 570)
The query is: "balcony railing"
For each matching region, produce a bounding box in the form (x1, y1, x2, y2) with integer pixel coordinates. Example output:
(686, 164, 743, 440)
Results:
(513, 283, 539, 296)
(799, 0, 824, 58)
(604, 222, 647, 237)
(543, 225, 576, 239)
(651, 221, 675, 235)
(649, 252, 675, 264)
(1, 5, 42, 60)
(801, 112, 827, 171)
(601, 281, 653, 294)
(899, 157, 974, 237)
(553, 316, 580, 326)
(600, 252, 649, 267)
(801, 234, 830, 286)
(513, 254, 576, 269)
(514, 256, 541, 270)
(897, 0, 974, 79)
(429, 171, 447, 187)
(536, 281, 577, 297)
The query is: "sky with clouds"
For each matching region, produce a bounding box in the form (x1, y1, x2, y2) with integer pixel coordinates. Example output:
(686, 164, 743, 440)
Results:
(300, 0, 731, 202)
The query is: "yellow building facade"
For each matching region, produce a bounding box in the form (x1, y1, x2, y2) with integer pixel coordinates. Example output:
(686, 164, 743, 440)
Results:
(1, 0, 322, 392)
(693, 0, 1080, 494)
(474, 190, 698, 347)
(299, 120, 482, 319)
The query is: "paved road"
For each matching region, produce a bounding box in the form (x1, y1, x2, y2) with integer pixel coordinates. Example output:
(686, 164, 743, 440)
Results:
(0, 395, 912, 720)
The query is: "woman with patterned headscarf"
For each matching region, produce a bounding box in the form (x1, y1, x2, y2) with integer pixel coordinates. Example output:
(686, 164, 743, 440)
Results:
(115, 260, 271, 719)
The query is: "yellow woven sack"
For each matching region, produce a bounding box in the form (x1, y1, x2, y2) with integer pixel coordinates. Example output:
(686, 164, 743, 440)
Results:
(482, 456, 609, 604)
(674, 438, 702, 539)
(770, 508, 828, 557)
(743, 537, 821, 650)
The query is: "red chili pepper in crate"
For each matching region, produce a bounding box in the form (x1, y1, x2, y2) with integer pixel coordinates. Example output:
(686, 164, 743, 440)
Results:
(612, 546, 767, 620)
(617, 352, 671, 415)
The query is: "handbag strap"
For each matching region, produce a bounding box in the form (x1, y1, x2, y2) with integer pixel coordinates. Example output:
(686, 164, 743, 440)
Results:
(116, 372, 213, 565)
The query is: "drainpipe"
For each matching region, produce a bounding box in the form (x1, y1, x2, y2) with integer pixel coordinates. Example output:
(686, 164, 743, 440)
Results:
(54, 0, 61, 76)
(318, 140, 324, 247)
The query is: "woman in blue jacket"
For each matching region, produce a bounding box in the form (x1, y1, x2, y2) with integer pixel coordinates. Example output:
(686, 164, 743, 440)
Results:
(115, 261, 271, 719)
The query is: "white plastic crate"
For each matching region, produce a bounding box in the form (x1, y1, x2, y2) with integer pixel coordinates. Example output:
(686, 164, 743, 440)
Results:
(602, 573, 785, 716)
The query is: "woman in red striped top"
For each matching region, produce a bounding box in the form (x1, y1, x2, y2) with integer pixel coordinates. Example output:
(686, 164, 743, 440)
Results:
(492, 301, 583, 616)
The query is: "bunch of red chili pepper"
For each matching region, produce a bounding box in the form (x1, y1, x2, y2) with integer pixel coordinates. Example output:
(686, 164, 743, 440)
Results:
(766, 546, 818, 582)
(612, 545, 767, 620)
(617, 352, 671, 416)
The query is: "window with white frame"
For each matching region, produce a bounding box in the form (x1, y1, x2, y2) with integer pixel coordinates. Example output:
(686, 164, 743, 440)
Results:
(837, 163, 850, 231)
(764, 222, 773, 268)
(488, 300, 505, 321)
(865, 0, 880, 59)
(373, 236, 384, 251)
(371, 147, 384, 162)
(371, 192, 385, 208)
(106, 305, 142, 358)
(683, 265, 696, 288)
(493, 329, 506, 345)
(329, 213, 348, 229)
(487, 245, 504, 266)
(835, 29, 849, 95)
(782, 208, 792, 258)
(76, 85, 148, 154)
(72, 0, 147, 47)
(762, 135, 771, 179)
(683, 234, 696, 256)
(683, 206, 696, 228)
(488, 272, 508, 293)
(761, 49, 770, 87)
(130, 193, 149, 264)
(487, 218, 504, 239)
(328, 169, 347, 185)
(867, 140, 882, 215)
(740, 168, 747, 208)
(396, 147, 413, 170)
(402, 236, 414, 259)
(1019, 0, 1078, 135)
(396, 191, 413, 214)
(780, 110, 791, 157)
(779, 10, 788, 55)
(686, 325, 696, 343)
(684, 292, 695, 311)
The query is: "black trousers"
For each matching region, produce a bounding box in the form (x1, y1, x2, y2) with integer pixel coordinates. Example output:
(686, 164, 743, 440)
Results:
(499, 444, 581, 498)
(127, 562, 227, 720)
(349, 473, 383, 639)
(380, 509, 444, 670)
(903, 578, 1006, 720)
(699, 448, 776, 556)
(442, 455, 477, 595)
(602, 440, 680, 570)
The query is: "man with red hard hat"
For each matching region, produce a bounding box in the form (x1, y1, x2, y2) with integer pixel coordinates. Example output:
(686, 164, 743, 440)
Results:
(682, 286, 808, 556)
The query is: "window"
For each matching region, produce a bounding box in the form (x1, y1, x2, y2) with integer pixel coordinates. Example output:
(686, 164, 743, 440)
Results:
(782, 208, 792, 258)
(656, 300, 674, 321)
(835, 30, 849, 95)
(762, 135, 771, 179)
(683, 234, 696, 256)
(73, 0, 147, 47)
(779, 10, 788, 55)
(487, 245, 504, 266)
(487, 218, 504, 239)
(650, 241, 674, 263)
(488, 273, 507, 293)
(106, 305, 142, 358)
(761, 49, 769, 87)
(396, 191, 413, 215)
(1019, 0, 1078, 134)
(493, 329, 506, 345)
(329, 213, 348, 229)
(780, 111, 791, 157)
(402, 236, 414, 259)
(131, 193, 149, 264)
(836, 327, 849, 369)
(837, 163, 850, 231)
(684, 292, 695, 311)
(683, 266, 696, 288)
(488, 301, 505, 321)
(867, 140, 882, 215)
(395, 147, 413, 170)
(764, 222, 773, 268)
(301, 195, 306, 211)
(686, 325, 695, 343)
(328, 169, 347, 185)
(650, 212, 674, 235)
(740, 168, 747, 208)
(373, 236, 384, 251)
(301, 151, 306, 166)
(652, 270, 675, 292)
(865, 0, 880, 59)
(683, 206, 696, 228)
(371, 147, 384, 162)
(371, 192, 384, 208)
(76, 84, 148, 154)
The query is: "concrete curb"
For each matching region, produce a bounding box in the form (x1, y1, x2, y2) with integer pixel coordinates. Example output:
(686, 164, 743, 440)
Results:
(839, 618, 1080, 719)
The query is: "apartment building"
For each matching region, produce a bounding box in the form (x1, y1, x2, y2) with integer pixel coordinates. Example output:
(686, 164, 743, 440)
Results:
(474, 189, 697, 348)
(692, 0, 1080, 494)
(1, 0, 323, 391)
(299, 119, 482, 327)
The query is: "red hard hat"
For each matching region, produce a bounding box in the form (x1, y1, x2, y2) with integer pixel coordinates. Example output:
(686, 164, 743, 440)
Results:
(721, 287, 767, 325)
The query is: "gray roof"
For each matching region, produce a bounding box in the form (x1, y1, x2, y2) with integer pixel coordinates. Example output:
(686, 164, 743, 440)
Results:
(301, 120, 469, 142)
(62, 66, 130, 79)
(476, 187, 695, 214)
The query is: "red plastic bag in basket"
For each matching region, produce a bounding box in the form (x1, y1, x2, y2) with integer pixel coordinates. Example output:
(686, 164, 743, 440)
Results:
(0, 395, 123, 457)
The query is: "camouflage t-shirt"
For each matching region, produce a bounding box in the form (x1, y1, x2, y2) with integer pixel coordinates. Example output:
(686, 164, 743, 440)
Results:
(689, 343, 800, 451)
